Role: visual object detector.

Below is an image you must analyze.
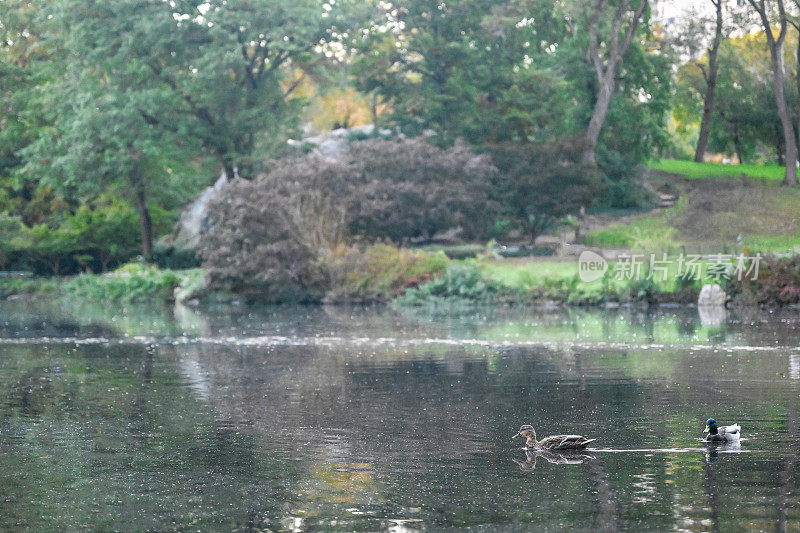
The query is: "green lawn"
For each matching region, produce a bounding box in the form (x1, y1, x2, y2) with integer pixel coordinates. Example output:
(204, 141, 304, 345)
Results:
(648, 159, 785, 181)
(585, 171, 800, 254)
(475, 256, 719, 294)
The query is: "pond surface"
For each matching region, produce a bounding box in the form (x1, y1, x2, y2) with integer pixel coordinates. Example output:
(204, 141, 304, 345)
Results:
(1, 300, 799, 531)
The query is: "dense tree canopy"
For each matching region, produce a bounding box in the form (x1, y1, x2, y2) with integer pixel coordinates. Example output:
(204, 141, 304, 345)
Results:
(0, 0, 798, 273)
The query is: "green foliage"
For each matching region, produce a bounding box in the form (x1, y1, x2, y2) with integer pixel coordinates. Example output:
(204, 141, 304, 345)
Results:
(396, 263, 504, 305)
(352, 0, 575, 145)
(4, 0, 353, 258)
(0, 276, 58, 299)
(0, 197, 141, 274)
(327, 245, 450, 303)
(152, 243, 201, 270)
(417, 244, 486, 260)
(61, 263, 186, 303)
(674, 32, 781, 164)
(488, 138, 605, 242)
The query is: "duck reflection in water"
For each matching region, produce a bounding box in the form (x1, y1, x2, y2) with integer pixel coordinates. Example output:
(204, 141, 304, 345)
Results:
(513, 449, 596, 471)
(703, 440, 742, 464)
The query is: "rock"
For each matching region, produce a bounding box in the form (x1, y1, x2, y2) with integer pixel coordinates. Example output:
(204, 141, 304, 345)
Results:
(288, 124, 393, 162)
(170, 171, 228, 250)
(315, 137, 348, 159)
(698, 283, 726, 307)
(698, 305, 726, 328)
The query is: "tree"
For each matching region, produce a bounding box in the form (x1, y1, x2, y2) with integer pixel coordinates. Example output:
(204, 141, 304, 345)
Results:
(705, 35, 780, 164)
(747, 0, 799, 185)
(583, 0, 650, 164)
(488, 137, 605, 243)
(13, 0, 356, 258)
(694, 0, 724, 162)
(351, 0, 572, 145)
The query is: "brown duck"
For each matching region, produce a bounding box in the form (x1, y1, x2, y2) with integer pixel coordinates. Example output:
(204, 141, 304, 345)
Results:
(512, 424, 596, 450)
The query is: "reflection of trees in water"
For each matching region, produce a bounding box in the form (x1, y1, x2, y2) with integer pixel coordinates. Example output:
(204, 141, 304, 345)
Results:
(777, 402, 798, 532)
(4, 302, 800, 529)
(702, 449, 720, 533)
(168, 335, 800, 529)
(171, 341, 650, 526)
(0, 342, 304, 530)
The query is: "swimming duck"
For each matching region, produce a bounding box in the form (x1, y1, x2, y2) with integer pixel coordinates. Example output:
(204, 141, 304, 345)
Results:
(512, 424, 596, 450)
(704, 418, 741, 443)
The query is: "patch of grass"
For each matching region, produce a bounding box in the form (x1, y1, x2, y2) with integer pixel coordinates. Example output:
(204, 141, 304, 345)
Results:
(62, 263, 189, 303)
(0, 277, 60, 299)
(1, 264, 201, 304)
(584, 197, 684, 252)
(584, 178, 800, 254)
(394, 255, 709, 307)
(648, 159, 784, 181)
(742, 234, 800, 254)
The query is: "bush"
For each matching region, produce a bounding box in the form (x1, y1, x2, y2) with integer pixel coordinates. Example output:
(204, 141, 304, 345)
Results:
(326, 244, 450, 303)
(199, 156, 346, 301)
(62, 263, 184, 303)
(727, 256, 800, 308)
(152, 243, 201, 270)
(487, 137, 604, 243)
(396, 263, 504, 305)
(0, 276, 58, 299)
(347, 139, 496, 242)
(0, 197, 141, 275)
(417, 244, 485, 260)
(200, 138, 495, 301)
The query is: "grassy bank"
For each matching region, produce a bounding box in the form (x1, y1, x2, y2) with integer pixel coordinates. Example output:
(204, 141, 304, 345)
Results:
(0, 263, 203, 304)
(586, 175, 800, 254)
(4, 253, 798, 308)
(396, 255, 706, 307)
(2, 254, 697, 308)
(648, 159, 785, 181)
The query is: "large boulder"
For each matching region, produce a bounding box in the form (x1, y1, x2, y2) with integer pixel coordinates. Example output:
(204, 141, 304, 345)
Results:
(698, 283, 726, 307)
(169, 171, 228, 250)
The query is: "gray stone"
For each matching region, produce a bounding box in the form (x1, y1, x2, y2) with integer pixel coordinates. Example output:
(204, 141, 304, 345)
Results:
(170, 171, 228, 250)
(698, 283, 726, 307)
(698, 305, 726, 328)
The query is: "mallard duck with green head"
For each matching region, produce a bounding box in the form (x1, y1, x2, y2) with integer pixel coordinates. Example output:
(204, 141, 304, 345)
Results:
(704, 418, 741, 443)
(512, 424, 596, 450)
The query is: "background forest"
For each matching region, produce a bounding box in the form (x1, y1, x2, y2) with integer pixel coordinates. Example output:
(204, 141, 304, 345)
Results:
(1, 0, 799, 305)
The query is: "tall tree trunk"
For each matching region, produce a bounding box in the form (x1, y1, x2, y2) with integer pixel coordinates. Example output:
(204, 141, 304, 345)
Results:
(134, 186, 153, 261)
(771, 47, 799, 184)
(370, 91, 379, 128)
(733, 126, 744, 164)
(694, 0, 723, 162)
(795, 34, 800, 152)
(584, 73, 615, 165)
(748, 0, 799, 185)
(583, 0, 649, 165)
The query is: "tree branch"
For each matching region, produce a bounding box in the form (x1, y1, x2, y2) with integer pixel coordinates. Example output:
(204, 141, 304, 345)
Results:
(619, 0, 648, 64)
(588, 0, 605, 79)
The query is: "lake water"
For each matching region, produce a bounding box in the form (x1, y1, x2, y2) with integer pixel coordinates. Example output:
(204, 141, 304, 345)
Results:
(1, 300, 799, 531)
